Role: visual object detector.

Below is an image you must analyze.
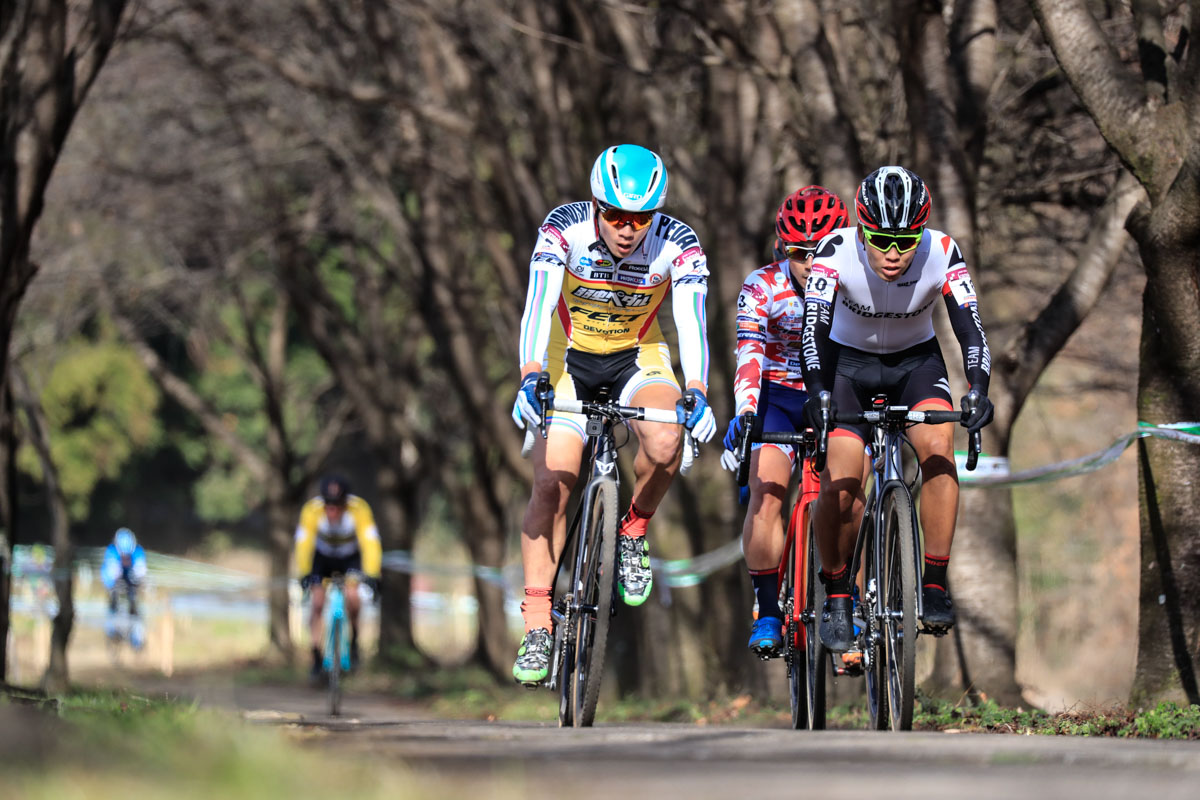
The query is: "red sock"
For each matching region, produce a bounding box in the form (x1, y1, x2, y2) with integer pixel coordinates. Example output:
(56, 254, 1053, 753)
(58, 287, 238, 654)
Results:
(520, 586, 552, 632)
(619, 502, 654, 539)
(924, 553, 949, 591)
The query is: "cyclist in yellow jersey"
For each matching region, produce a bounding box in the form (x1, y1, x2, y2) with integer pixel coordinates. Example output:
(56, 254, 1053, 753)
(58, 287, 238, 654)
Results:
(295, 474, 382, 680)
(510, 144, 716, 685)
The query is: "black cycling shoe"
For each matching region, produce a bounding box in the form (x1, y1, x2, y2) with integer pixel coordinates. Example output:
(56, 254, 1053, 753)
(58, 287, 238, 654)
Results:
(309, 647, 325, 686)
(820, 595, 856, 652)
(921, 585, 956, 633)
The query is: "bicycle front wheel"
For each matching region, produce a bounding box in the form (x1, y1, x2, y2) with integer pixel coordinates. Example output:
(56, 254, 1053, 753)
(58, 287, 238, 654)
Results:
(783, 499, 807, 729)
(328, 616, 343, 717)
(862, 508, 888, 730)
(881, 488, 918, 731)
(802, 509, 827, 730)
(570, 477, 618, 727)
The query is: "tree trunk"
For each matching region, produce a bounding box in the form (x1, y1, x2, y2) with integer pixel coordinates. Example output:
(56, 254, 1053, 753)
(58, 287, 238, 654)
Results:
(0, 384, 15, 683)
(1131, 214, 1200, 705)
(264, 485, 295, 662)
(375, 460, 417, 665)
(12, 368, 74, 691)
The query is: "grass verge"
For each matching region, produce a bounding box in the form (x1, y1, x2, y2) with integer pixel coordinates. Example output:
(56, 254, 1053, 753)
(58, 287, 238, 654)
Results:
(0, 686, 423, 800)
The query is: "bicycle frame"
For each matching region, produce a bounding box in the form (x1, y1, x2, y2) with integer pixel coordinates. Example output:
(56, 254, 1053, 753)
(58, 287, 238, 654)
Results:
(850, 416, 926, 626)
(547, 417, 620, 692)
(323, 576, 351, 674)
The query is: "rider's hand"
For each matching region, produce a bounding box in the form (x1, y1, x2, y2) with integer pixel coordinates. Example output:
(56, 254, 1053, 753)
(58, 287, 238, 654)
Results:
(300, 573, 320, 591)
(803, 394, 836, 434)
(720, 448, 740, 472)
(722, 413, 752, 452)
(511, 373, 551, 429)
(364, 576, 380, 595)
(961, 390, 994, 435)
(676, 388, 717, 443)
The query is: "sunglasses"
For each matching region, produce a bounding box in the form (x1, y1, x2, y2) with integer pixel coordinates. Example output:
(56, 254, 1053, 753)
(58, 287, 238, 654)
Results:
(782, 243, 818, 260)
(596, 201, 656, 231)
(863, 228, 924, 254)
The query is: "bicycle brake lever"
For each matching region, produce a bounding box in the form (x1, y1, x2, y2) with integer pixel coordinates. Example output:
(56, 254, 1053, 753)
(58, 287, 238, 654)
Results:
(814, 391, 831, 473)
(736, 412, 755, 487)
(536, 371, 552, 439)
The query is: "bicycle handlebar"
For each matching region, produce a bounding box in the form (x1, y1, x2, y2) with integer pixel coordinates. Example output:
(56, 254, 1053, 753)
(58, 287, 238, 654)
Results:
(813, 400, 981, 472)
(524, 372, 698, 473)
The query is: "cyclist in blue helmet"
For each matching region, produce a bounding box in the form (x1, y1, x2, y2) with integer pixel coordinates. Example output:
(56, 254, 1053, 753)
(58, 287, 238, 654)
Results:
(102, 527, 148, 650)
(510, 144, 716, 685)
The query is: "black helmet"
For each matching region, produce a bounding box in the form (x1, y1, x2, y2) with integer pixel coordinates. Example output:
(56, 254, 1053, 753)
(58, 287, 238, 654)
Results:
(319, 474, 350, 507)
(855, 166, 932, 231)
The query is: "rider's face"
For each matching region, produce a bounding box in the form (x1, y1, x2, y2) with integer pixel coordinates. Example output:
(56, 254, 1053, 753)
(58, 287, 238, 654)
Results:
(861, 227, 919, 282)
(596, 201, 652, 260)
(324, 504, 345, 524)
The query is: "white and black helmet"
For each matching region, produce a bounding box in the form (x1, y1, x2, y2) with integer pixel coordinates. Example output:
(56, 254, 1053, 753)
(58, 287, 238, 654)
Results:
(855, 166, 932, 231)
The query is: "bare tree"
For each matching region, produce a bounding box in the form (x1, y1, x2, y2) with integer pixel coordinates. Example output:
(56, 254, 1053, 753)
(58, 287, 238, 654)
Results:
(1032, 0, 1200, 706)
(0, 0, 131, 681)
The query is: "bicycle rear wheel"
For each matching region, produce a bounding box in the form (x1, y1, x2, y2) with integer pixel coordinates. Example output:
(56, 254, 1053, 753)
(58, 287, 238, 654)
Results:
(881, 488, 917, 731)
(570, 477, 618, 727)
(802, 509, 827, 730)
(328, 616, 342, 717)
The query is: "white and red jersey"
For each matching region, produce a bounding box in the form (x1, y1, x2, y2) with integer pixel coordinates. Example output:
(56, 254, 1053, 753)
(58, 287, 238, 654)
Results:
(800, 226, 990, 397)
(732, 262, 807, 416)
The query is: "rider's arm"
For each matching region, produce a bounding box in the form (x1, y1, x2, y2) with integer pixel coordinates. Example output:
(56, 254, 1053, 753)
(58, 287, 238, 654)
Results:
(100, 545, 120, 591)
(294, 500, 320, 577)
(350, 498, 383, 579)
(941, 261, 991, 395)
(516, 216, 569, 376)
(732, 272, 772, 415)
(129, 546, 148, 585)
(670, 244, 711, 391)
(800, 263, 840, 397)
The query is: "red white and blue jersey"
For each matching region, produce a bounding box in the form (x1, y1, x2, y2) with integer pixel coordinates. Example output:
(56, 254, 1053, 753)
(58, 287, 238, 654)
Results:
(732, 262, 807, 416)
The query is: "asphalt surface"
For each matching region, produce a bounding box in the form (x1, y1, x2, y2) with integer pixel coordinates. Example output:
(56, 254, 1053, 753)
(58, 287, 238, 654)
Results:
(180, 682, 1200, 799)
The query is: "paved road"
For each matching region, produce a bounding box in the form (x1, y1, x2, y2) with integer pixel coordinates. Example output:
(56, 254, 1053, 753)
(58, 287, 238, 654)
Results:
(177, 682, 1200, 799)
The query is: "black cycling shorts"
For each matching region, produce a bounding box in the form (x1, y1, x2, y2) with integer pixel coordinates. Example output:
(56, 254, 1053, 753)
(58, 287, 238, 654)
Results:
(829, 337, 953, 442)
(310, 550, 362, 580)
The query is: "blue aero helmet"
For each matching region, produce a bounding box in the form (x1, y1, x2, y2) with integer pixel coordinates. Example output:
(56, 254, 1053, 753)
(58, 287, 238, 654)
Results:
(114, 527, 138, 556)
(589, 144, 669, 212)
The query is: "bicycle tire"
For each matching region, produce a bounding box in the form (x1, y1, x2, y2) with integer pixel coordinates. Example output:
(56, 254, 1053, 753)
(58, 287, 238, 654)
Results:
(328, 616, 342, 717)
(783, 500, 807, 729)
(803, 510, 827, 730)
(881, 488, 917, 731)
(861, 506, 888, 730)
(556, 622, 573, 727)
(570, 477, 618, 727)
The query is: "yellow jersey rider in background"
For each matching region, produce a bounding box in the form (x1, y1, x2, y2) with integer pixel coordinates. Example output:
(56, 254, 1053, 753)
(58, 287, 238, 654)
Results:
(295, 474, 382, 680)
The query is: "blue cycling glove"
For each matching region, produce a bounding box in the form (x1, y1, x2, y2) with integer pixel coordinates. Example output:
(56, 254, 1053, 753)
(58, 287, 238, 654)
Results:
(676, 388, 717, 443)
(722, 414, 747, 452)
(512, 373, 552, 429)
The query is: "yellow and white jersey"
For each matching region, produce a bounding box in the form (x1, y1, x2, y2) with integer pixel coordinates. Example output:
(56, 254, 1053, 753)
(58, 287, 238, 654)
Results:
(517, 201, 710, 387)
(293, 494, 382, 578)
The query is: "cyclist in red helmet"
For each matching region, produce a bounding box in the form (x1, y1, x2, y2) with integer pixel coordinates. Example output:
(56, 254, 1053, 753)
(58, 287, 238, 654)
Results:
(721, 185, 850, 656)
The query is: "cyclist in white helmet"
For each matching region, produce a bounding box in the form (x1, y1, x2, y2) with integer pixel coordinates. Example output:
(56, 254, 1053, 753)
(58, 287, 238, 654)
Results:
(102, 527, 148, 650)
(801, 165, 993, 652)
(510, 144, 715, 685)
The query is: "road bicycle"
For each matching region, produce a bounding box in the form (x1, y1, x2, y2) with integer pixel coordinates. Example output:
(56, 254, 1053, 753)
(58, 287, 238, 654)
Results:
(321, 572, 354, 717)
(811, 391, 981, 732)
(732, 413, 826, 730)
(525, 371, 696, 727)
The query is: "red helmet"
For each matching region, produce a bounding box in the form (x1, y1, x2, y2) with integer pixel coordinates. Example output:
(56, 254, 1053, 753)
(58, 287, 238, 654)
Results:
(775, 185, 850, 245)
